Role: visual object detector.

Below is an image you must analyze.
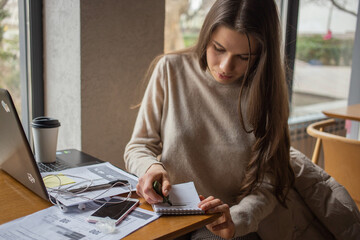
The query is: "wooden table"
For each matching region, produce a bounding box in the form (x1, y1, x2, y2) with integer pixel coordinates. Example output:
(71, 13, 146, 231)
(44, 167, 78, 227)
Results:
(322, 103, 360, 122)
(0, 170, 219, 239)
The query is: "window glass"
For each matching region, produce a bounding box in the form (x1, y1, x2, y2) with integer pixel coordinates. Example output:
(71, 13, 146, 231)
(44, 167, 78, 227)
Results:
(291, 0, 359, 117)
(165, 0, 214, 52)
(0, 0, 21, 115)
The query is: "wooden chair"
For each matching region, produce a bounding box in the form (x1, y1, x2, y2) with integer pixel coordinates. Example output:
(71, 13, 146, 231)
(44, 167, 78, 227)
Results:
(307, 118, 360, 208)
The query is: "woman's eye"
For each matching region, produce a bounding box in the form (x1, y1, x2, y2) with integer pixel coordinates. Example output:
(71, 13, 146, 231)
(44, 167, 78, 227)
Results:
(238, 55, 249, 61)
(213, 45, 225, 52)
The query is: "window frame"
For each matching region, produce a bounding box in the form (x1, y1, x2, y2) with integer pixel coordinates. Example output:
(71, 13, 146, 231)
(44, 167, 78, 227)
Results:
(284, 0, 300, 107)
(18, 0, 44, 140)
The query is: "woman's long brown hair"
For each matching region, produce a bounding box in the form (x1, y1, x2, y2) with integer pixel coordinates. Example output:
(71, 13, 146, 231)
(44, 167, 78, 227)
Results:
(195, 0, 294, 206)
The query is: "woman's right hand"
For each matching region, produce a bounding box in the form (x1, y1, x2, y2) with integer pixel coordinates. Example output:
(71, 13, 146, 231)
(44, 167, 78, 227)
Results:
(136, 164, 171, 204)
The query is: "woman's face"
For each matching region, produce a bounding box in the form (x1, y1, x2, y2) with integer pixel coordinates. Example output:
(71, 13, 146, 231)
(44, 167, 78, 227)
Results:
(206, 25, 259, 84)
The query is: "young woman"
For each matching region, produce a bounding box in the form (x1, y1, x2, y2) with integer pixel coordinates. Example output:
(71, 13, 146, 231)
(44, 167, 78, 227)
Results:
(124, 0, 294, 239)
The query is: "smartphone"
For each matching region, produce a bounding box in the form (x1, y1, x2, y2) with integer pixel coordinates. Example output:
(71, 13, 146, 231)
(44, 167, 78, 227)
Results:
(87, 197, 139, 225)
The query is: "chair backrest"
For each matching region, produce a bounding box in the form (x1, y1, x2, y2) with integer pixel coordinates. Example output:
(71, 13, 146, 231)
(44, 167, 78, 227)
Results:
(307, 118, 360, 208)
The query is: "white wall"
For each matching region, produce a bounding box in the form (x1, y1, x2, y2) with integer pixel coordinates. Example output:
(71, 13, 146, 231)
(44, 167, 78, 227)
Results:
(44, 0, 165, 169)
(43, 0, 81, 150)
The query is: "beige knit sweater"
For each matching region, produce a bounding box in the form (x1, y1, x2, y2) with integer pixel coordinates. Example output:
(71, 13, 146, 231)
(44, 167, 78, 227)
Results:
(124, 52, 276, 237)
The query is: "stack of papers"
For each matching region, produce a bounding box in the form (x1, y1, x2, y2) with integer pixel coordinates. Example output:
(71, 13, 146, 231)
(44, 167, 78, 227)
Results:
(42, 162, 138, 206)
(0, 163, 161, 239)
(0, 201, 159, 240)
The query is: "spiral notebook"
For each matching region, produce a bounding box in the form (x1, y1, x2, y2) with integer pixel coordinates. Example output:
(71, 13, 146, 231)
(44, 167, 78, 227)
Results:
(152, 182, 204, 215)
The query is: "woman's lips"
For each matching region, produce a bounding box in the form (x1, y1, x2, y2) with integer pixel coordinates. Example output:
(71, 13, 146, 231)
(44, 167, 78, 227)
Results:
(217, 72, 232, 80)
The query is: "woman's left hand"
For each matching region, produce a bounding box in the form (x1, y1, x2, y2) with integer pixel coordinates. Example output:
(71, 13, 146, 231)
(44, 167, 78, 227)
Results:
(198, 195, 235, 239)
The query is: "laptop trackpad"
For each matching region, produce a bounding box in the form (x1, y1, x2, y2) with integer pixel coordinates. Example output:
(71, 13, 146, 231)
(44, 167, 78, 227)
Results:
(56, 149, 103, 167)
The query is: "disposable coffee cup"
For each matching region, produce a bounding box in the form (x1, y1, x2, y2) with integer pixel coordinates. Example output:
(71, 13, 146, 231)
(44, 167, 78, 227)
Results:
(31, 117, 61, 163)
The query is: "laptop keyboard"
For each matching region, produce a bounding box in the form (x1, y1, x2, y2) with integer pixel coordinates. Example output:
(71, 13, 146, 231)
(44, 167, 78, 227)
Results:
(37, 160, 71, 172)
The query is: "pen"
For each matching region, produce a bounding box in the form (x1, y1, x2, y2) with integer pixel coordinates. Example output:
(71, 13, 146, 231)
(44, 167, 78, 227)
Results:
(153, 180, 172, 206)
(68, 179, 129, 193)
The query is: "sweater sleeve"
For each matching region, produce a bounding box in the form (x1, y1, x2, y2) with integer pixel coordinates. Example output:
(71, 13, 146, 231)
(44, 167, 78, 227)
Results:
(230, 182, 277, 237)
(124, 57, 167, 178)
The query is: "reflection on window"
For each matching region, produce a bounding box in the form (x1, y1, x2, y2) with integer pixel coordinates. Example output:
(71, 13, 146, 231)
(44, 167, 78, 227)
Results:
(292, 0, 358, 118)
(0, 0, 20, 115)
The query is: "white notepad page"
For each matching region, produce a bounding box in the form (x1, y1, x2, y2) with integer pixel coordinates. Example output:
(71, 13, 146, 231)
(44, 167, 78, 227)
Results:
(152, 182, 204, 215)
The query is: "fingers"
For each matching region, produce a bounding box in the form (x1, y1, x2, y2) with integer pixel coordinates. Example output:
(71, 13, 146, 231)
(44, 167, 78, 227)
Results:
(161, 178, 171, 197)
(144, 177, 164, 204)
(206, 215, 235, 240)
(198, 196, 235, 239)
(136, 164, 171, 204)
(136, 179, 160, 204)
(198, 196, 224, 212)
(137, 177, 162, 204)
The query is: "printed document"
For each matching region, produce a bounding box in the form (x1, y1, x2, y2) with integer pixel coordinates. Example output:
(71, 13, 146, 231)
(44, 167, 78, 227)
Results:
(0, 201, 159, 240)
(41, 162, 138, 206)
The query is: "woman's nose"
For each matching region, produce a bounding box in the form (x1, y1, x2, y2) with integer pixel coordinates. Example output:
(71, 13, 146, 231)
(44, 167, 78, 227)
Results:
(219, 55, 233, 73)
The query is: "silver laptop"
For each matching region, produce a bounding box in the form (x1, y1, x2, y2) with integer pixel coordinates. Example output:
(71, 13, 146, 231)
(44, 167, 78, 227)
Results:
(0, 88, 102, 201)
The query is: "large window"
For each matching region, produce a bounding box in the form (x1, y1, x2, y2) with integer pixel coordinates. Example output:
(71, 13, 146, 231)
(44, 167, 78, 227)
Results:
(291, 0, 358, 118)
(165, 0, 214, 53)
(0, 0, 43, 140)
(165, 0, 359, 121)
(0, 0, 21, 114)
